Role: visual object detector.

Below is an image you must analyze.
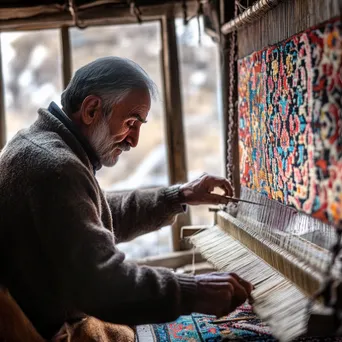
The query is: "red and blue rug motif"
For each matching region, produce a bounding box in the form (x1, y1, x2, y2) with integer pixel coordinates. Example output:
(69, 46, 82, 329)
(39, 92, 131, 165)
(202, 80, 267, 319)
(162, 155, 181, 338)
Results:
(150, 303, 275, 341)
(238, 18, 342, 227)
(135, 303, 342, 341)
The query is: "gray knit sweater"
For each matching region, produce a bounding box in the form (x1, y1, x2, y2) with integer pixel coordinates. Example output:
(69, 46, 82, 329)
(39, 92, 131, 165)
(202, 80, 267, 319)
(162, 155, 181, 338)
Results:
(0, 106, 197, 339)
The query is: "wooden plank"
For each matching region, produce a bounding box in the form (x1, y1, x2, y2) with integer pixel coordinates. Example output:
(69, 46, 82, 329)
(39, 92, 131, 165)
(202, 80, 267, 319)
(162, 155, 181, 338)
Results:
(0, 1, 198, 32)
(221, 0, 282, 35)
(216, 211, 323, 297)
(219, 0, 229, 179)
(219, 0, 240, 196)
(180, 225, 209, 238)
(176, 261, 216, 275)
(135, 250, 204, 269)
(160, 16, 191, 251)
(60, 26, 72, 89)
(0, 35, 6, 149)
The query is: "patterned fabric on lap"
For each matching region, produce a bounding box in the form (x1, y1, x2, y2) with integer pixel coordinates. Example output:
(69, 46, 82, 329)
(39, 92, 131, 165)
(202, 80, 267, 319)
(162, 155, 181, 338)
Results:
(150, 303, 275, 341)
(136, 303, 342, 341)
(238, 18, 342, 226)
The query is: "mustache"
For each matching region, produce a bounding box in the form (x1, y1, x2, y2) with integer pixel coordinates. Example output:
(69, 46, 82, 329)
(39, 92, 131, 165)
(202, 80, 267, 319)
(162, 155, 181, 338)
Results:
(116, 141, 131, 152)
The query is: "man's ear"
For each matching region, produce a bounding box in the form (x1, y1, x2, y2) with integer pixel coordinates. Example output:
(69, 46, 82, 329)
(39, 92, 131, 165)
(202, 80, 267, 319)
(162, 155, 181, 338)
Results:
(80, 95, 103, 126)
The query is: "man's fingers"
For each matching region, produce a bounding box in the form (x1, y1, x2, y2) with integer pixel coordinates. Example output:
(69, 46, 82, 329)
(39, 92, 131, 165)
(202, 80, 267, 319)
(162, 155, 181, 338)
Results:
(199, 272, 251, 299)
(194, 272, 253, 317)
(213, 178, 233, 197)
(180, 174, 233, 206)
(222, 277, 249, 311)
(199, 274, 235, 282)
(229, 273, 253, 295)
(223, 181, 233, 197)
(204, 193, 229, 205)
(204, 272, 253, 293)
(200, 175, 233, 197)
(203, 282, 235, 295)
(203, 193, 238, 205)
(228, 276, 248, 296)
(200, 281, 234, 288)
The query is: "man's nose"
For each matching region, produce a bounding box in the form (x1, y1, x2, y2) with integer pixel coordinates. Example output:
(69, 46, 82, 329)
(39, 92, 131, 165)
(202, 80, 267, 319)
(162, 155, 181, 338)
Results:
(126, 127, 140, 148)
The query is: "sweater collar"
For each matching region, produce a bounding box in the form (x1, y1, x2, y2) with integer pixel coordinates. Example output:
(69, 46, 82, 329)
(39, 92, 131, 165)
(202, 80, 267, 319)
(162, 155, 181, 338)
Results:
(47, 102, 101, 173)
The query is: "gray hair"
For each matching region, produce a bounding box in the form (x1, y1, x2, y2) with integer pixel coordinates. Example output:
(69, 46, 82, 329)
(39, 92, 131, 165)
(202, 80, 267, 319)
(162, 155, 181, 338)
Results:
(61, 56, 157, 116)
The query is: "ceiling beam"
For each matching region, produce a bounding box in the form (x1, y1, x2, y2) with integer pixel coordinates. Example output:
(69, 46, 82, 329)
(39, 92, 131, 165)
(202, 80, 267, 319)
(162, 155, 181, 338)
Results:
(0, 1, 199, 31)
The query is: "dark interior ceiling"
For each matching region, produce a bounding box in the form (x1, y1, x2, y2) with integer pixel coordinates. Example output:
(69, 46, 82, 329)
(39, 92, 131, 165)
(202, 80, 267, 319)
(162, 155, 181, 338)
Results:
(0, 0, 201, 31)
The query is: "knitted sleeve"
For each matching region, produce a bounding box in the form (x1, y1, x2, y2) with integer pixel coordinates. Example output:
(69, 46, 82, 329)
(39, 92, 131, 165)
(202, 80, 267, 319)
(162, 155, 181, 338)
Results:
(27, 160, 197, 326)
(105, 186, 187, 243)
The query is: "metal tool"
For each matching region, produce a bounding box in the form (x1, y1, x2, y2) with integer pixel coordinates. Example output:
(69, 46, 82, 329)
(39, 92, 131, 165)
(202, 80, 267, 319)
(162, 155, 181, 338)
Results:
(212, 316, 255, 324)
(226, 196, 265, 206)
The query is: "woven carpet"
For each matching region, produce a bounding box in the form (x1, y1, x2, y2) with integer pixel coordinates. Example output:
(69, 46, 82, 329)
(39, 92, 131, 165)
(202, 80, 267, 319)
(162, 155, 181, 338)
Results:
(238, 18, 342, 227)
(135, 302, 342, 341)
(136, 303, 274, 341)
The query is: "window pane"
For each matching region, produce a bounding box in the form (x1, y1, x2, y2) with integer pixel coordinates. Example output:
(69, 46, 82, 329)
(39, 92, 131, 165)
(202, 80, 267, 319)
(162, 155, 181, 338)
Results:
(117, 226, 172, 260)
(1, 30, 63, 142)
(70, 22, 171, 259)
(177, 18, 223, 226)
(70, 22, 168, 191)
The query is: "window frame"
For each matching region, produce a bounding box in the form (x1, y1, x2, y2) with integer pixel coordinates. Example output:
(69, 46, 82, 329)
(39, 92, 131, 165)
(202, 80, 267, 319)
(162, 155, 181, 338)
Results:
(0, 16, 192, 251)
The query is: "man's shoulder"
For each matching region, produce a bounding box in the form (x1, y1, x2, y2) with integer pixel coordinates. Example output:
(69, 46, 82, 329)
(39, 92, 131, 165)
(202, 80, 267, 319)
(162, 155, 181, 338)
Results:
(0, 128, 85, 181)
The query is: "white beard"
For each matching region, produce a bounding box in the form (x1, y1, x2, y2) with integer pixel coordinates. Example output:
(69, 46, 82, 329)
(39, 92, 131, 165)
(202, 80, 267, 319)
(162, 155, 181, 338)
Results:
(88, 118, 120, 167)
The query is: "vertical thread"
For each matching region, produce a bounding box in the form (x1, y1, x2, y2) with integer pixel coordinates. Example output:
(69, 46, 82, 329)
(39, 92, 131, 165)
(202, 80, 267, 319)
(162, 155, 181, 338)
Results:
(236, 0, 340, 58)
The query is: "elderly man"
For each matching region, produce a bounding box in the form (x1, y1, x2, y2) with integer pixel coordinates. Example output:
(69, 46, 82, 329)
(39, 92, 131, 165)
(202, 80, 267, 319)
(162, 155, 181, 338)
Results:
(0, 57, 252, 341)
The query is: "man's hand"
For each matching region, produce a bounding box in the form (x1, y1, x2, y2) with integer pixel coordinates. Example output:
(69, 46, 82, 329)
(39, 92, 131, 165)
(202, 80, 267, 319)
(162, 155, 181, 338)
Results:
(179, 173, 233, 205)
(193, 272, 253, 317)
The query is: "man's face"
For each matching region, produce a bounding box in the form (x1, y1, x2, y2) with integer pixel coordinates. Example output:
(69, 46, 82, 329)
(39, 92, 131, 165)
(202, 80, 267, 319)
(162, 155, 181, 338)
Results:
(88, 88, 150, 167)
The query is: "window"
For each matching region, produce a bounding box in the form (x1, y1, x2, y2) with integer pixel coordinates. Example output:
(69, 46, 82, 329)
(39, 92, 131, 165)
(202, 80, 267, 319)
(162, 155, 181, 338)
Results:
(177, 18, 223, 226)
(1, 30, 63, 142)
(0, 18, 221, 258)
(70, 22, 167, 191)
(70, 22, 172, 259)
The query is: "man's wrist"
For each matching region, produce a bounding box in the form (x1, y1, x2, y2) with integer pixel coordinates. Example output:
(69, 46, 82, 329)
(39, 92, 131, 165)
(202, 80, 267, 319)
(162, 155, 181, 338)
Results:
(164, 185, 187, 213)
(177, 274, 197, 314)
(178, 185, 187, 204)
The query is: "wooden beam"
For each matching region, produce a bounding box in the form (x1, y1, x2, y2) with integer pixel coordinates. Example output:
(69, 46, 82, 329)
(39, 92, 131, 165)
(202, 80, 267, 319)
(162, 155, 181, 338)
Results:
(160, 16, 191, 251)
(0, 35, 6, 149)
(176, 262, 216, 275)
(221, 0, 281, 35)
(219, 0, 228, 181)
(60, 26, 72, 89)
(219, 0, 240, 196)
(0, 1, 198, 32)
(135, 250, 204, 269)
(180, 225, 209, 238)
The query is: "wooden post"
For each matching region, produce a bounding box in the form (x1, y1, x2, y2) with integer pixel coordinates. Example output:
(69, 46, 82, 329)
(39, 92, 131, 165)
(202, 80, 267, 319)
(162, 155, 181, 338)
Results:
(0, 34, 6, 149)
(60, 26, 72, 89)
(219, 0, 240, 197)
(160, 16, 191, 251)
(219, 0, 229, 180)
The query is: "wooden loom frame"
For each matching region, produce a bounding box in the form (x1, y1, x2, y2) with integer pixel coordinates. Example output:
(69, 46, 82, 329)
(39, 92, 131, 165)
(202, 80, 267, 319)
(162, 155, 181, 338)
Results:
(217, 0, 342, 336)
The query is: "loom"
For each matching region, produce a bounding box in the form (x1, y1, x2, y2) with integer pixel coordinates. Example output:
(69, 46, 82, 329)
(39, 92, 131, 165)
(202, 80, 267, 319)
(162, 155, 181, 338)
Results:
(189, 0, 342, 340)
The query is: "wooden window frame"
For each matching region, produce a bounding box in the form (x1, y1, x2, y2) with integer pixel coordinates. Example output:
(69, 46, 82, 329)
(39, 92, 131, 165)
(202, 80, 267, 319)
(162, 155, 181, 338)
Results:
(0, 36, 5, 149)
(0, 16, 193, 251)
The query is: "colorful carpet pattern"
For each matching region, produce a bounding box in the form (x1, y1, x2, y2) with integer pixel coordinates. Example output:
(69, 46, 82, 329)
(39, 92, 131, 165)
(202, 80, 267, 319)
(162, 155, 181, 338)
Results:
(137, 303, 342, 341)
(151, 303, 275, 341)
(238, 18, 342, 227)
